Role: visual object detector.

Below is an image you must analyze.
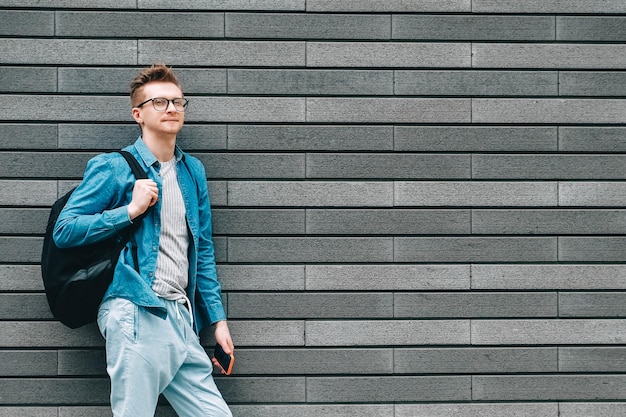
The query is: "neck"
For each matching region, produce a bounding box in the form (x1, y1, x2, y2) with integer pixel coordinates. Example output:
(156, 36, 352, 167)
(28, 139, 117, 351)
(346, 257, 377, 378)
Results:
(141, 131, 176, 162)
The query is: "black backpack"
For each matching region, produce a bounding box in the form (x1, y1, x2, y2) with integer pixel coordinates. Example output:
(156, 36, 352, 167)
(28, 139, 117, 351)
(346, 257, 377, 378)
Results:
(41, 150, 147, 329)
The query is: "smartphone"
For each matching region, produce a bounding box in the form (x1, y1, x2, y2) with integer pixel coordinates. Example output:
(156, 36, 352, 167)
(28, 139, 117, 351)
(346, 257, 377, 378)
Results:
(213, 344, 234, 376)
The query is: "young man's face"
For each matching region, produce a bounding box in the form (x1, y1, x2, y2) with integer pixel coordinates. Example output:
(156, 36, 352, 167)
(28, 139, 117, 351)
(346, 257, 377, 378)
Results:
(132, 81, 185, 137)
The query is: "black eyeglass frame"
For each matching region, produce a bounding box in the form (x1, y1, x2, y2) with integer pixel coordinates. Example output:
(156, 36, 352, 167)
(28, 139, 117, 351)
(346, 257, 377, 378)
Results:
(136, 97, 189, 112)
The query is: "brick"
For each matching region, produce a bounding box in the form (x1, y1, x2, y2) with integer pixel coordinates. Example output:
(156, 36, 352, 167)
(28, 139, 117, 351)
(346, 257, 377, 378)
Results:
(394, 347, 557, 374)
(395, 126, 557, 152)
(58, 67, 136, 93)
(472, 99, 626, 124)
(0, 208, 48, 234)
(227, 181, 393, 207)
(306, 154, 470, 179)
(222, 320, 304, 346)
(216, 377, 306, 403)
(560, 403, 626, 417)
(154, 406, 188, 416)
(217, 265, 305, 291)
(394, 292, 557, 318)
(474, 154, 626, 180)
(395, 182, 558, 207)
(559, 127, 626, 152)
(560, 182, 626, 207)
(58, 350, 105, 376)
(138, 40, 305, 67)
(0, 294, 51, 320)
(0, 39, 136, 65)
(307, 42, 470, 67)
(59, 180, 81, 197)
(58, 68, 227, 94)
(306, 209, 470, 235)
(0, 180, 57, 206)
(0, 237, 42, 263)
(227, 237, 393, 263)
(559, 347, 626, 372)
(471, 319, 626, 345)
(195, 153, 304, 179)
(560, 292, 626, 317)
(137, 0, 304, 10)
(0, 152, 94, 178)
(0, 265, 42, 291)
(226, 13, 389, 39)
(0, 67, 56, 93)
(306, 376, 471, 402)
(306, 320, 470, 346)
(0, 0, 134, 7)
(228, 293, 393, 318)
(306, 264, 470, 291)
(234, 348, 392, 374)
(0, 124, 57, 149)
(0, 378, 110, 404)
(472, 0, 626, 14)
(393, 15, 553, 41)
(394, 237, 557, 263)
(306, 0, 470, 12)
(3, 95, 130, 122)
(395, 70, 558, 96)
(0, 350, 57, 376)
(228, 69, 393, 95)
(0, 322, 103, 348)
(473, 43, 626, 69)
(177, 68, 229, 94)
(185, 97, 305, 123)
(58, 124, 227, 150)
(307, 98, 470, 123)
(213, 236, 228, 263)
(559, 237, 626, 262)
(59, 404, 123, 416)
(0, 11, 54, 36)
(56, 11, 223, 37)
(473, 375, 626, 401)
(0, 407, 56, 417)
(396, 404, 557, 417)
(227, 125, 393, 151)
(472, 265, 626, 290)
(560, 72, 626, 97)
(231, 404, 394, 417)
(213, 209, 304, 235)
(58, 124, 138, 149)
(208, 181, 227, 206)
(473, 209, 626, 235)
(558, 17, 626, 41)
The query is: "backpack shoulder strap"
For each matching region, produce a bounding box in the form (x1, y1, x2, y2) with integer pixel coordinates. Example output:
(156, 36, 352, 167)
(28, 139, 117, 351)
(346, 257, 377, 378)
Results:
(114, 151, 148, 269)
(116, 150, 148, 180)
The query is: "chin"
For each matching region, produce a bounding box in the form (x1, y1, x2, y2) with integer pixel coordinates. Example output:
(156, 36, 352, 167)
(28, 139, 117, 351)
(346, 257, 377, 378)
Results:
(162, 123, 183, 133)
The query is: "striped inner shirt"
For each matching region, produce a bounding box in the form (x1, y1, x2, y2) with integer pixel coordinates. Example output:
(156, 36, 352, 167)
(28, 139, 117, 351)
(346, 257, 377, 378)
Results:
(152, 158, 189, 302)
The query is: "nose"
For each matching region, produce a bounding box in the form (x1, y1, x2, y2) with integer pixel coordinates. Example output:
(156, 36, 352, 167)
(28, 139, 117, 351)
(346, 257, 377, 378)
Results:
(165, 100, 177, 112)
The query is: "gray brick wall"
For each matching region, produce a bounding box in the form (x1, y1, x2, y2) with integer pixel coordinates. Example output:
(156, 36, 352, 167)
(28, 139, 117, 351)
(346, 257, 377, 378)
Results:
(1, 1, 625, 416)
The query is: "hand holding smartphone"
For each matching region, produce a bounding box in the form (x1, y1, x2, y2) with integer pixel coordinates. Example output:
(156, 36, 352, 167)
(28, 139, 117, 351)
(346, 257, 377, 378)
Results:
(213, 343, 234, 376)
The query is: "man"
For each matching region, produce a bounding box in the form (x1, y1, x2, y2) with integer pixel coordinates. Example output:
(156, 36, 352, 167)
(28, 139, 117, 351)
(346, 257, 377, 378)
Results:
(53, 64, 233, 417)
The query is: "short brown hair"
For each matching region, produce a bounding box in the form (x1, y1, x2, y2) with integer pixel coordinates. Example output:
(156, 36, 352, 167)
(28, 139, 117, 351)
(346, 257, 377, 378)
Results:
(130, 64, 183, 106)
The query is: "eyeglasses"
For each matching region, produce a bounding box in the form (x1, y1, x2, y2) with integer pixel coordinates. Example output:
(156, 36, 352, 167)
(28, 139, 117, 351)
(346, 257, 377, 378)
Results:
(136, 97, 189, 112)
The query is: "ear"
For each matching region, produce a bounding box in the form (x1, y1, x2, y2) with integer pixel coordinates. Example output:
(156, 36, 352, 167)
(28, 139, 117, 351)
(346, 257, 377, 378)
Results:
(132, 107, 143, 124)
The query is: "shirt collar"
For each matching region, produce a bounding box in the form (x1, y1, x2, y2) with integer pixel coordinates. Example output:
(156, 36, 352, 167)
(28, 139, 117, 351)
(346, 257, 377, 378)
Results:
(133, 136, 184, 168)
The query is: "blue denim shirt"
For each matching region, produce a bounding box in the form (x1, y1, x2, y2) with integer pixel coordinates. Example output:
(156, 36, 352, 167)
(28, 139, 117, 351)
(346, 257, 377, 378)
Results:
(53, 137, 226, 333)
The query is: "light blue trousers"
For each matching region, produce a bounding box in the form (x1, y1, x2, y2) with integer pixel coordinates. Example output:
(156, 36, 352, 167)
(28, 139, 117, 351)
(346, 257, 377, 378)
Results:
(97, 297, 232, 417)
